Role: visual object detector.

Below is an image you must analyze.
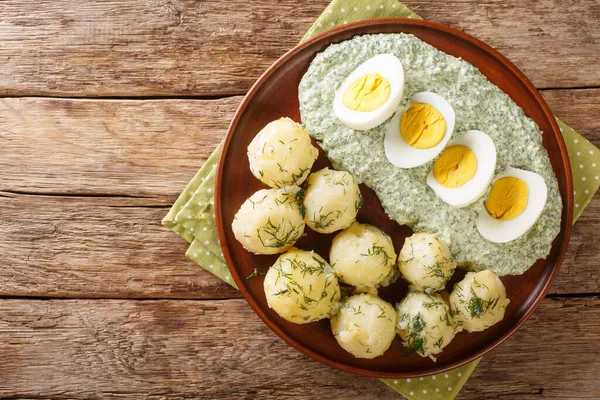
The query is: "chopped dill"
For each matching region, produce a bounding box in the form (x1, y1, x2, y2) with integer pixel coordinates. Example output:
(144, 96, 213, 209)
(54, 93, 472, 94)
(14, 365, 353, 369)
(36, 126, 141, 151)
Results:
(360, 243, 391, 266)
(269, 166, 310, 188)
(299, 204, 307, 219)
(355, 194, 364, 212)
(309, 210, 342, 230)
(256, 217, 303, 249)
(248, 194, 268, 209)
(423, 298, 444, 310)
(468, 287, 500, 318)
(276, 163, 288, 173)
(273, 288, 289, 296)
(424, 261, 447, 279)
(402, 313, 427, 357)
(246, 268, 265, 281)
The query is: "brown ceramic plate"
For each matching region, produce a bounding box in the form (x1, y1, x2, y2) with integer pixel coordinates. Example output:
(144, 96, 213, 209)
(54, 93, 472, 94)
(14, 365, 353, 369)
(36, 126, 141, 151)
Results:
(214, 19, 573, 378)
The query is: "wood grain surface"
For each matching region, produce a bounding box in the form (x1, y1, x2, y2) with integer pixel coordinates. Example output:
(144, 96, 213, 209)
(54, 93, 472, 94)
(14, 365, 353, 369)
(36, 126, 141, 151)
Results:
(0, 0, 598, 97)
(0, 193, 240, 300)
(0, 297, 598, 399)
(0, 97, 232, 198)
(1, 0, 599, 398)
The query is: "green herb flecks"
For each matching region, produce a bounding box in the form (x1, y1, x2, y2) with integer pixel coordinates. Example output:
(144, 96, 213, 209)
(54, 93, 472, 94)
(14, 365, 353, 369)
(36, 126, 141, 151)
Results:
(402, 313, 427, 357)
(270, 167, 311, 189)
(257, 217, 303, 249)
(309, 209, 342, 230)
(360, 243, 391, 266)
(248, 194, 268, 209)
(246, 268, 265, 281)
(423, 298, 444, 310)
(424, 261, 447, 279)
(468, 287, 500, 319)
(273, 288, 289, 296)
(355, 193, 364, 212)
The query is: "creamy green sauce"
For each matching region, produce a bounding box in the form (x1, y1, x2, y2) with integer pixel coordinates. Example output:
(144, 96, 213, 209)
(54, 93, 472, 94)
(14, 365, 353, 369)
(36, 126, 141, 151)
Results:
(298, 33, 562, 276)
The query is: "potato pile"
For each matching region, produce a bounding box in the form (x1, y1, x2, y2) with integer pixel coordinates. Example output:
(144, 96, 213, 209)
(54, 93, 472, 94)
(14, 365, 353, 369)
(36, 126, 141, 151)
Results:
(232, 117, 510, 360)
(395, 233, 510, 358)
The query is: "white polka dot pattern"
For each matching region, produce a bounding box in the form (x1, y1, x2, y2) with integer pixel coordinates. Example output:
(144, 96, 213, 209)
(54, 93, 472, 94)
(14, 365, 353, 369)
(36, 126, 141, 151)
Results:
(381, 359, 481, 400)
(555, 119, 600, 221)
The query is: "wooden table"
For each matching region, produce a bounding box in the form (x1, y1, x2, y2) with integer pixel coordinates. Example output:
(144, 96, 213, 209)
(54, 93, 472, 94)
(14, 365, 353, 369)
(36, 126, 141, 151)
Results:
(0, 1, 598, 399)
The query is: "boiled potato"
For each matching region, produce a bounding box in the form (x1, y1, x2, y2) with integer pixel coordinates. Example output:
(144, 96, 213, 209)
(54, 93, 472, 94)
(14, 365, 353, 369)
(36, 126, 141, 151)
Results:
(232, 188, 304, 255)
(330, 222, 398, 291)
(303, 168, 362, 234)
(331, 293, 396, 359)
(247, 117, 319, 188)
(263, 248, 340, 324)
(449, 270, 510, 332)
(397, 233, 456, 293)
(395, 291, 458, 358)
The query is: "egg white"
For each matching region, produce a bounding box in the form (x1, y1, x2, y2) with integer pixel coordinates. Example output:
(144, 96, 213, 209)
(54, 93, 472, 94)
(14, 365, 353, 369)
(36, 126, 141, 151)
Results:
(477, 167, 548, 243)
(384, 92, 455, 169)
(333, 54, 405, 131)
(427, 130, 496, 208)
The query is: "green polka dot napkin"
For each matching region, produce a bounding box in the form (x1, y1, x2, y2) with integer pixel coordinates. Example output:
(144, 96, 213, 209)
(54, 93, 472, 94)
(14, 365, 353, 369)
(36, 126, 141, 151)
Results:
(162, 1, 600, 398)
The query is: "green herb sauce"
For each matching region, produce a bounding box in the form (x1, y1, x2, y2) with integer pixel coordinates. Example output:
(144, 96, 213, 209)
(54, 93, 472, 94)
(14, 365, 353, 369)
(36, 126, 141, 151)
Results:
(299, 33, 562, 276)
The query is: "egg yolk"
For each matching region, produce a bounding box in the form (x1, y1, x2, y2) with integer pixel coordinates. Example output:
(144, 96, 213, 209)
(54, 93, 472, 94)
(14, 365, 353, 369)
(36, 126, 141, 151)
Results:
(485, 177, 529, 220)
(342, 73, 391, 112)
(400, 103, 447, 149)
(433, 145, 477, 188)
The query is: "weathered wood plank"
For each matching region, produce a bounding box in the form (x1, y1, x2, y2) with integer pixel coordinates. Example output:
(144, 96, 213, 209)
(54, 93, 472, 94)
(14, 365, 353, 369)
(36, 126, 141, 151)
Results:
(0, 97, 235, 198)
(404, 0, 600, 90)
(0, 0, 598, 96)
(462, 296, 600, 399)
(550, 195, 599, 295)
(542, 89, 600, 144)
(0, 297, 598, 399)
(1, 90, 598, 199)
(0, 193, 240, 299)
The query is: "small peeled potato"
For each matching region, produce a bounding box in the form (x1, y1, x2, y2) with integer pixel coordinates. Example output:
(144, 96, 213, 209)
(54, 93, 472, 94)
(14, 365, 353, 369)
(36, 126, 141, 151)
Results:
(395, 291, 458, 358)
(247, 117, 319, 188)
(264, 248, 340, 324)
(232, 188, 304, 255)
(330, 222, 398, 291)
(331, 293, 396, 359)
(397, 232, 456, 293)
(449, 270, 510, 332)
(303, 168, 363, 234)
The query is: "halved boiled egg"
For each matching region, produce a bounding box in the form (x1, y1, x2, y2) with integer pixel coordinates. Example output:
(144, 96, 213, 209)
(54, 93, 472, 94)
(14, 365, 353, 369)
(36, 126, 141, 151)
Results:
(426, 130, 496, 208)
(333, 54, 405, 131)
(384, 92, 455, 168)
(477, 167, 548, 243)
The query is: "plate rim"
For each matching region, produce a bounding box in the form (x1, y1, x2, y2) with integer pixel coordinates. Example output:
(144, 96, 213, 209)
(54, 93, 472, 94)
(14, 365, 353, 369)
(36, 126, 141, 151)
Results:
(214, 17, 574, 378)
